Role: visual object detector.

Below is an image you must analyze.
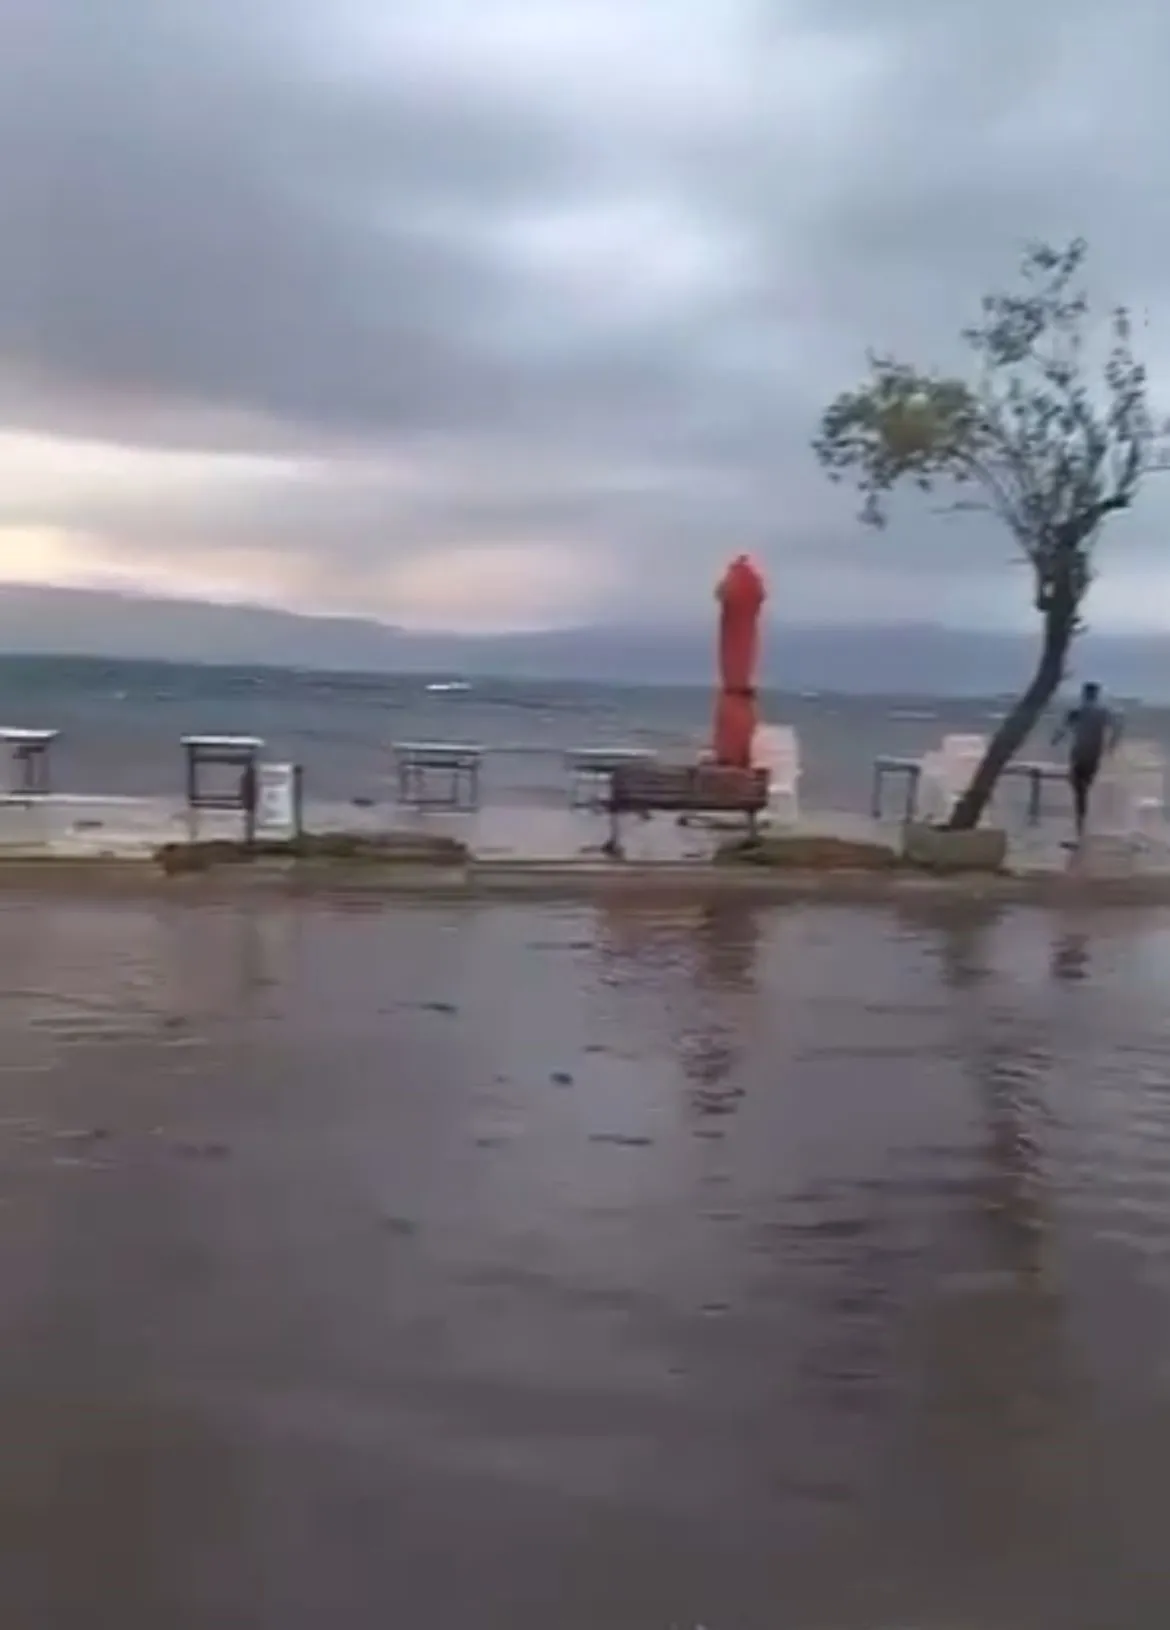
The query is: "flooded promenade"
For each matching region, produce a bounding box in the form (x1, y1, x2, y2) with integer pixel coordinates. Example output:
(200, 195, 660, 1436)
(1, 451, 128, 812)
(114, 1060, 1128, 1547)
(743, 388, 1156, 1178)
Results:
(4, 895, 1170, 1626)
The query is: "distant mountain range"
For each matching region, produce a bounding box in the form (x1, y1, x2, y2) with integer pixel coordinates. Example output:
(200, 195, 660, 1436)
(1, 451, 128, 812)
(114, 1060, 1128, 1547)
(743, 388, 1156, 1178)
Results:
(0, 584, 1167, 698)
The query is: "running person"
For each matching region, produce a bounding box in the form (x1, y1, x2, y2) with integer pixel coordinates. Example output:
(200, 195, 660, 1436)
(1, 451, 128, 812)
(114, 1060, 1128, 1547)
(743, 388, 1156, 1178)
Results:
(1052, 681, 1122, 844)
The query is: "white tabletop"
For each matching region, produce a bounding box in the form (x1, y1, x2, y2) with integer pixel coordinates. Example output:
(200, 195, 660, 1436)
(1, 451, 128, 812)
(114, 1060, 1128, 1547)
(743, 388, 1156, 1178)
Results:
(392, 741, 482, 756)
(566, 747, 655, 763)
(180, 735, 264, 749)
(0, 728, 59, 744)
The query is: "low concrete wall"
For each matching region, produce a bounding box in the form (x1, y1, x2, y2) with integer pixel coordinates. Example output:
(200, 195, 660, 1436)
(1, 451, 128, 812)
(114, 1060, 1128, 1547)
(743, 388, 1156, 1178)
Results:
(0, 853, 1165, 908)
(716, 833, 901, 870)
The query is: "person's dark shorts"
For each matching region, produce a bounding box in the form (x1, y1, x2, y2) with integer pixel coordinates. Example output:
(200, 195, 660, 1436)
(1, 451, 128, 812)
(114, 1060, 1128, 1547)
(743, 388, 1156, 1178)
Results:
(1069, 754, 1101, 792)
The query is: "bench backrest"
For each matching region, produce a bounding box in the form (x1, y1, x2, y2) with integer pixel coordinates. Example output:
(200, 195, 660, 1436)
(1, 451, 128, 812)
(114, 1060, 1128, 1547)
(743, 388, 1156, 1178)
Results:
(611, 762, 768, 811)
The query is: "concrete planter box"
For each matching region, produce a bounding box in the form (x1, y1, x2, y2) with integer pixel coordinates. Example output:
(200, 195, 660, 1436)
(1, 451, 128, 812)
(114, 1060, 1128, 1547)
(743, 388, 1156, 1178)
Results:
(902, 822, 1008, 874)
(155, 830, 469, 876)
(716, 834, 900, 870)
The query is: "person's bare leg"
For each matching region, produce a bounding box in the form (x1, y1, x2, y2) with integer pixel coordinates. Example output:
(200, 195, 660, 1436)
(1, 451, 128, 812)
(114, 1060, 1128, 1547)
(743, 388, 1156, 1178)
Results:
(1074, 777, 1087, 841)
(1066, 766, 1089, 848)
(1072, 760, 1100, 844)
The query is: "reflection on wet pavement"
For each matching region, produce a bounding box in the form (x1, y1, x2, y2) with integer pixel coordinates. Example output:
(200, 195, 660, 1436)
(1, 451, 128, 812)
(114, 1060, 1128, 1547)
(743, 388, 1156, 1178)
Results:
(4, 897, 1170, 1625)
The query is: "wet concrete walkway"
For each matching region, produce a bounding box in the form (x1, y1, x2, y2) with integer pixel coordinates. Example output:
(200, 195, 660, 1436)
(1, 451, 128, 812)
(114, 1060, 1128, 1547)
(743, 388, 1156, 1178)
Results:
(4, 790, 1170, 879)
(4, 896, 1170, 1625)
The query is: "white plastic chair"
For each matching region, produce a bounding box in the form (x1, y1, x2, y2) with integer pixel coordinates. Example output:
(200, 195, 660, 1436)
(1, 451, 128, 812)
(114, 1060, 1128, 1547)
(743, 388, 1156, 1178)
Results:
(942, 733, 988, 766)
(1105, 739, 1167, 837)
(919, 734, 989, 823)
(752, 724, 801, 824)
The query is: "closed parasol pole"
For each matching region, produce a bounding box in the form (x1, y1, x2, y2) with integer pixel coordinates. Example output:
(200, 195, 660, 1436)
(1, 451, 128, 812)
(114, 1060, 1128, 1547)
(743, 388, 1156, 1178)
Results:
(712, 554, 766, 769)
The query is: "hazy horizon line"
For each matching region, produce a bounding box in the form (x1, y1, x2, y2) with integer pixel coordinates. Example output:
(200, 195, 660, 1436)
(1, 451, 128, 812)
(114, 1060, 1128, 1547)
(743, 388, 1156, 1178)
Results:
(2, 580, 1170, 642)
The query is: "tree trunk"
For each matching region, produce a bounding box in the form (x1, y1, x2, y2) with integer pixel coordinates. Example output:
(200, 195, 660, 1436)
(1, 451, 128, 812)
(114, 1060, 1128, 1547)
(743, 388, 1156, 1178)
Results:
(946, 604, 1074, 832)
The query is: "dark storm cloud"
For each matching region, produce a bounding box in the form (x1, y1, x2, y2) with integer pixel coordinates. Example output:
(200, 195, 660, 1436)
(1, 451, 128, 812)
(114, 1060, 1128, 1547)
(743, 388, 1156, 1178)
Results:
(0, 0, 735, 460)
(2, 0, 1170, 626)
(0, 3, 596, 436)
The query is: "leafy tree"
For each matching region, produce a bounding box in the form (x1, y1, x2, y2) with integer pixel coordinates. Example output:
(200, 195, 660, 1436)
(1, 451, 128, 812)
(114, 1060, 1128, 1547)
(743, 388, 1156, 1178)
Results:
(813, 240, 1162, 830)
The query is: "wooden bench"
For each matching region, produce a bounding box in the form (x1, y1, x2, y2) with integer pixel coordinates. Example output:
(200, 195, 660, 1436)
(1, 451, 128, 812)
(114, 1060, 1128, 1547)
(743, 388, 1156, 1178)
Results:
(392, 741, 482, 810)
(604, 762, 768, 857)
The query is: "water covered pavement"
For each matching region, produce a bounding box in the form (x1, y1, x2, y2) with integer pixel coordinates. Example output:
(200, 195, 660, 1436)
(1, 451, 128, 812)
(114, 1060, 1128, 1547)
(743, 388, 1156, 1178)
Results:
(3, 896, 1170, 1625)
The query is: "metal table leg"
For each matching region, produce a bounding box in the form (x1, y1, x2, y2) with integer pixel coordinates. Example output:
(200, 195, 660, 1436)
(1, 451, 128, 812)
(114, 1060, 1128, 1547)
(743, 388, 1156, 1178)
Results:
(904, 766, 921, 824)
(1028, 767, 1043, 826)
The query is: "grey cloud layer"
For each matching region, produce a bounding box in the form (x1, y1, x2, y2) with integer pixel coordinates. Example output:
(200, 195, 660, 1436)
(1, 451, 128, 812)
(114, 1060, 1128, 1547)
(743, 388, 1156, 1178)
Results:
(2, 0, 1170, 623)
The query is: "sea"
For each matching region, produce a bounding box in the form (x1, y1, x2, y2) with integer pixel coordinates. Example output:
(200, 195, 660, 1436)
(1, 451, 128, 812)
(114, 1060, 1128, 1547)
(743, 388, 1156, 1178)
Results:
(4, 652, 1167, 818)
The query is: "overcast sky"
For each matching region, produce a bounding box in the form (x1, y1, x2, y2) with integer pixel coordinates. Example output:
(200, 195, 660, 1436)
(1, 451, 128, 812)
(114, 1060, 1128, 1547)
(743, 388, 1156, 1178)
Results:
(1, 0, 1168, 633)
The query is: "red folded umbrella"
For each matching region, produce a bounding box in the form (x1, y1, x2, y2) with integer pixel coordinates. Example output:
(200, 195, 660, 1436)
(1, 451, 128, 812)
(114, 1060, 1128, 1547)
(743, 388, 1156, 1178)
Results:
(712, 555, 766, 769)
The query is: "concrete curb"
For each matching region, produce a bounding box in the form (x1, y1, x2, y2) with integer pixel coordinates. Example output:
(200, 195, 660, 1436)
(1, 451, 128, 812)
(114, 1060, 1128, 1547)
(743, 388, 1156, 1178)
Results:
(0, 854, 1167, 908)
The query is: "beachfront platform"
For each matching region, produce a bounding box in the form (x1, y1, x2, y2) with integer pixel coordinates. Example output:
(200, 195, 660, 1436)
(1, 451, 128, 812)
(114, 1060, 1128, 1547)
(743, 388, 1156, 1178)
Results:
(2, 790, 1170, 881)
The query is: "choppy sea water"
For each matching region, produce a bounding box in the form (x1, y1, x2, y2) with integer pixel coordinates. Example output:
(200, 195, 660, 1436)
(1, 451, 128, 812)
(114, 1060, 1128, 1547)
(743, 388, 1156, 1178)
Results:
(6, 653, 1169, 818)
(4, 894, 1170, 1626)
